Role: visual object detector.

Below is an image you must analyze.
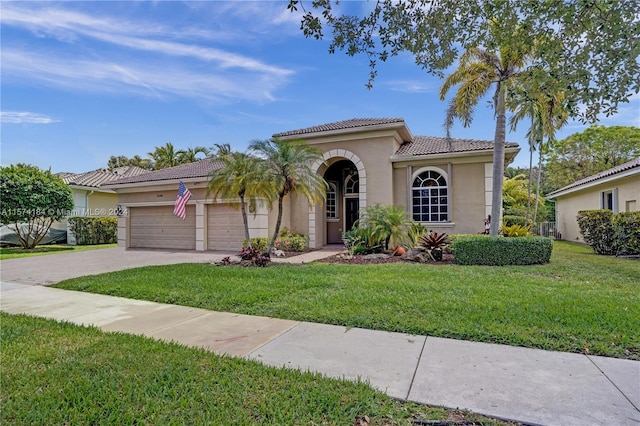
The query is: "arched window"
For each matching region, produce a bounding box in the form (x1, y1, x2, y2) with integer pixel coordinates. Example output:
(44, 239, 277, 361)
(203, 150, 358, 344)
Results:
(345, 174, 359, 194)
(326, 182, 337, 218)
(412, 169, 448, 222)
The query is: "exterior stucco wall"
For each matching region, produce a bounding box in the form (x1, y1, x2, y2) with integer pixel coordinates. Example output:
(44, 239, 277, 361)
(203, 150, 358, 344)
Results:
(305, 134, 399, 206)
(87, 192, 118, 215)
(554, 174, 640, 243)
(392, 158, 490, 235)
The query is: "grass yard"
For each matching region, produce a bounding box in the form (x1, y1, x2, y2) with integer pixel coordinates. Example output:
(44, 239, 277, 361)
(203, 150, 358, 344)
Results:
(55, 241, 640, 360)
(0, 313, 507, 425)
(0, 243, 117, 260)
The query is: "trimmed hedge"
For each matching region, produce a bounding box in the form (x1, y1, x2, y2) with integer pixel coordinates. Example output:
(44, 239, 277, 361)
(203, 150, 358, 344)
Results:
(68, 217, 117, 245)
(613, 211, 640, 255)
(452, 235, 553, 265)
(577, 210, 640, 256)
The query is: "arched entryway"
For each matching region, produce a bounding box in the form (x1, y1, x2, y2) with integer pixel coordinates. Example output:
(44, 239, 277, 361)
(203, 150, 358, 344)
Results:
(323, 160, 360, 243)
(308, 150, 367, 248)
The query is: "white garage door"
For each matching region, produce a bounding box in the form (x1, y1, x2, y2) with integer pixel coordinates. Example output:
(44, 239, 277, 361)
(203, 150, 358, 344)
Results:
(207, 204, 244, 251)
(130, 206, 196, 250)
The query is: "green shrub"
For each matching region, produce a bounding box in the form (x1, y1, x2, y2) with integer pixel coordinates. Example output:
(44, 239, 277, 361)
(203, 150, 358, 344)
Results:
(501, 224, 531, 237)
(68, 217, 117, 245)
(452, 236, 553, 265)
(245, 230, 308, 252)
(576, 210, 616, 255)
(612, 211, 640, 255)
(503, 215, 530, 227)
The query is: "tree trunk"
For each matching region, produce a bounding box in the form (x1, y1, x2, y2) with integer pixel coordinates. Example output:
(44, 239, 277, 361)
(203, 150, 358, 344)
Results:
(526, 142, 533, 224)
(239, 193, 251, 248)
(490, 84, 506, 237)
(533, 141, 544, 229)
(267, 194, 284, 254)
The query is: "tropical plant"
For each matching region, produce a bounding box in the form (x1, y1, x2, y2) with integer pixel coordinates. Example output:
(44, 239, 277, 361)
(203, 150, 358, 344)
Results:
(509, 80, 568, 223)
(206, 151, 274, 248)
(355, 204, 413, 251)
(0, 164, 74, 249)
(440, 23, 531, 236)
(249, 138, 327, 254)
(178, 146, 210, 163)
(502, 174, 546, 224)
(107, 154, 154, 170)
(148, 142, 185, 170)
(408, 222, 427, 247)
(502, 224, 532, 237)
(418, 231, 451, 261)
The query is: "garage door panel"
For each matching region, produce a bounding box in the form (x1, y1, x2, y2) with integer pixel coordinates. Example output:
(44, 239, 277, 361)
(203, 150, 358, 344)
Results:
(207, 204, 244, 250)
(130, 206, 196, 250)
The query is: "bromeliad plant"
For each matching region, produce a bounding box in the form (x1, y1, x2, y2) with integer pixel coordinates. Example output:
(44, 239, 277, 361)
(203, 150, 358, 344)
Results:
(418, 231, 451, 261)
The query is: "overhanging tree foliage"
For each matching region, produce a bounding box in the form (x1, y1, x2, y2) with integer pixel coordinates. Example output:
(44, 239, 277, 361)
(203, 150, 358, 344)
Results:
(0, 164, 74, 249)
(544, 125, 640, 192)
(289, 0, 639, 122)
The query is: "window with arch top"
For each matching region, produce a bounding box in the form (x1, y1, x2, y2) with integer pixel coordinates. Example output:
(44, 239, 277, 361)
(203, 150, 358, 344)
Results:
(412, 168, 448, 222)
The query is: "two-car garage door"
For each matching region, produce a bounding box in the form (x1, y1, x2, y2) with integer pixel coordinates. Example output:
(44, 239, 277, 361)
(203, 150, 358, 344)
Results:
(130, 206, 196, 250)
(129, 204, 244, 251)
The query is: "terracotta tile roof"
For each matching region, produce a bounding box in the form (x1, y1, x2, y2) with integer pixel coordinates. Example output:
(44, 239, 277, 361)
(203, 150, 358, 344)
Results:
(394, 136, 519, 157)
(274, 118, 406, 137)
(104, 158, 223, 186)
(61, 166, 149, 188)
(547, 157, 640, 196)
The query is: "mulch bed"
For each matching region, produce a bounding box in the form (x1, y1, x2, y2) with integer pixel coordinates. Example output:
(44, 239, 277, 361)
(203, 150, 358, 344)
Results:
(315, 252, 455, 265)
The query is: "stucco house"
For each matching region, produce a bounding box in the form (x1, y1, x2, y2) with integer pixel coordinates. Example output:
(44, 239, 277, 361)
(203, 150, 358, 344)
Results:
(59, 166, 148, 244)
(547, 158, 640, 243)
(104, 118, 519, 251)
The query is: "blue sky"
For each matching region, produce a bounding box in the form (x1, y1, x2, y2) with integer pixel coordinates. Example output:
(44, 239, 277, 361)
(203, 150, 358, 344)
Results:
(2, 1, 639, 174)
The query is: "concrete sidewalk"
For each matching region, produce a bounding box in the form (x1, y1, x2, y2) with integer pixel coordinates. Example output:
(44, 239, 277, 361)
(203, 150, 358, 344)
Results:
(1, 282, 638, 426)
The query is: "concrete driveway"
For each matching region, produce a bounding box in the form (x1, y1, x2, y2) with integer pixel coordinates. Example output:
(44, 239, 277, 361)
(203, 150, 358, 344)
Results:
(0, 247, 234, 285)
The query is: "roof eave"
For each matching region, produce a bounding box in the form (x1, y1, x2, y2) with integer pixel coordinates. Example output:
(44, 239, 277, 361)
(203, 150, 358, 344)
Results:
(102, 176, 209, 190)
(390, 146, 520, 163)
(276, 121, 413, 142)
(547, 167, 640, 199)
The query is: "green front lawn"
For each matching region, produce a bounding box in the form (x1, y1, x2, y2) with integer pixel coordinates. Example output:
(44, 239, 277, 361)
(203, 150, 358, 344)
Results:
(1, 313, 507, 425)
(55, 241, 640, 359)
(0, 243, 117, 260)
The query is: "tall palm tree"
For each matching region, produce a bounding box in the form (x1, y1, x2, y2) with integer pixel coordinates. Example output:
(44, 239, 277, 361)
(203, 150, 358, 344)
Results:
(510, 84, 568, 226)
(206, 151, 274, 248)
(249, 138, 328, 253)
(440, 41, 530, 236)
(178, 146, 210, 164)
(148, 142, 184, 169)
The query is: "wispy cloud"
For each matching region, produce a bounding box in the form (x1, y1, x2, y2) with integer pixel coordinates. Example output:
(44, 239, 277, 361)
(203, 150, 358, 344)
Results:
(1, 111, 59, 124)
(1, 3, 294, 102)
(384, 80, 436, 93)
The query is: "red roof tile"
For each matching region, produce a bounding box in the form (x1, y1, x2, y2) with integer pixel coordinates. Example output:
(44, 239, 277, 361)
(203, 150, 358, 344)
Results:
(394, 136, 519, 156)
(274, 118, 406, 137)
(104, 158, 223, 186)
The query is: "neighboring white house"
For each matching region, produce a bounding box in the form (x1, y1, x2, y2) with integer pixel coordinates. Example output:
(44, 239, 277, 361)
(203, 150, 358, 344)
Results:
(59, 166, 148, 244)
(546, 158, 640, 243)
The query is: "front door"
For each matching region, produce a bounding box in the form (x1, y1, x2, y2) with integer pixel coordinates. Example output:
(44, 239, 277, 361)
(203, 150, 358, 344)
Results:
(345, 198, 359, 232)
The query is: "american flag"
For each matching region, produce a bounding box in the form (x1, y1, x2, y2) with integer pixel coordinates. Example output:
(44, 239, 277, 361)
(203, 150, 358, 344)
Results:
(173, 181, 192, 220)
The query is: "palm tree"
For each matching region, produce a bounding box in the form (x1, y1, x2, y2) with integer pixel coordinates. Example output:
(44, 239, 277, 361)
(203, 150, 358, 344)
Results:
(356, 204, 413, 250)
(440, 39, 530, 236)
(206, 151, 274, 248)
(178, 146, 210, 164)
(211, 143, 232, 158)
(510, 84, 568, 226)
(148, 142, 184, 169)
(249, 138, 328, 253)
